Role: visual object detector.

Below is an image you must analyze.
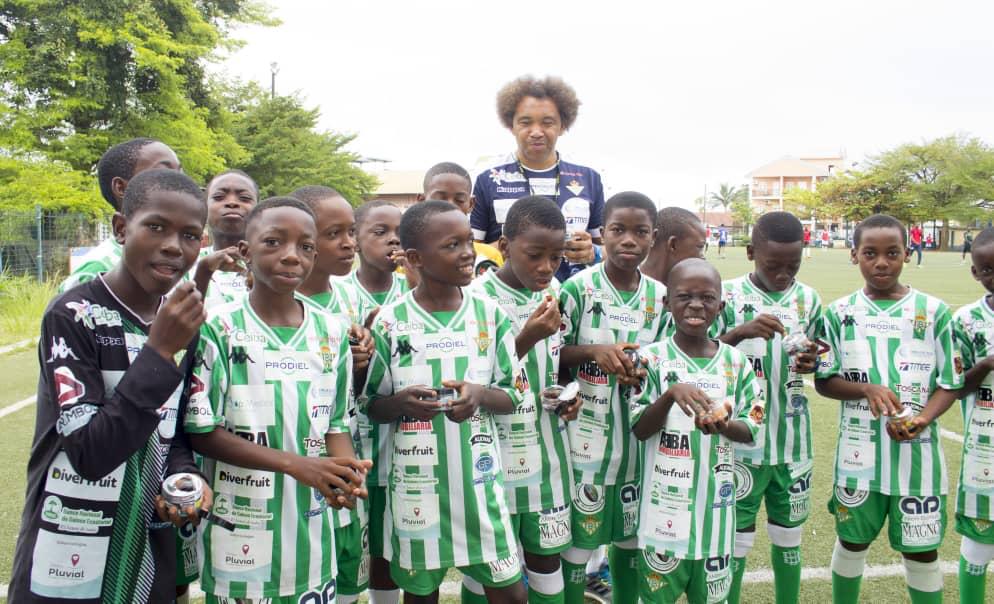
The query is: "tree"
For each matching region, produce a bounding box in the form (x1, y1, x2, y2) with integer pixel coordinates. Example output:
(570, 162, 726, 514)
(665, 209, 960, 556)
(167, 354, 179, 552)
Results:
(783, 187, 834, 222)
(710, 183, 747, 213)
(227, 86, 378, 203)
(730, 196, 754, 230)
(0, 0, 274, 181)
(0, 155, 105, 216)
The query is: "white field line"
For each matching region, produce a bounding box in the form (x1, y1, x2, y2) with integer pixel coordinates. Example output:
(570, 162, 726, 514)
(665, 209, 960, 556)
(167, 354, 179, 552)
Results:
(0, 395, 35, 419)
(0, 338, 34, 356)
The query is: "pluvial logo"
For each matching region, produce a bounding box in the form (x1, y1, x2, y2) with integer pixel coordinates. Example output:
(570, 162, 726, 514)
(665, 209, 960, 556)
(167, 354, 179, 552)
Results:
(70, 553, 80, 566)
(241, 544, 250, 555)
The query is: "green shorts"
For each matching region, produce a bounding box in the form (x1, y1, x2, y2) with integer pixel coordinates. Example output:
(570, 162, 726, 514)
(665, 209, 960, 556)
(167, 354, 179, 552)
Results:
(175, 522, 199, 585)
(512, 504, 572, 555)
(734, 459, 813, 529)
(205, 580, 336, 604)
(389, 554, 522, 596)
(335, 513, 370, 595)
(368, 485, 388, 558)
(570, 481, 640, 549)
(956, 513, 994, 545)
(828, 487, 947, 552)
(638, 548, 732, 604)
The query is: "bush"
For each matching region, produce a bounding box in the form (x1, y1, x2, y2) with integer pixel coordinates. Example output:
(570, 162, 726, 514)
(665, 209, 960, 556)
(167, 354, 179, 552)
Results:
(0, 274, 57, 346)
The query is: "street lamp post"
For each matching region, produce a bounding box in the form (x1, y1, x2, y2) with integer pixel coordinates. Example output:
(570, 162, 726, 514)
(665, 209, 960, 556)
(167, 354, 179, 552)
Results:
(270, 62, 279, 99)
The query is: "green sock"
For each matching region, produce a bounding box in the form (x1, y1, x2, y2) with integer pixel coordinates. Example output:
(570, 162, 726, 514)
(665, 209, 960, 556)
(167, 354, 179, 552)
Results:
(526, 570, 565, 604)
(771, 544, 802, 604)
(832, 572, 862, 604)
(727, 556, 747, 604)
(561, 559, 588, 603)
(959, 555, 988, 604)
(460, 584, 489, 604)
(907, 586, 943, 604)
(608, 546, 639, 604)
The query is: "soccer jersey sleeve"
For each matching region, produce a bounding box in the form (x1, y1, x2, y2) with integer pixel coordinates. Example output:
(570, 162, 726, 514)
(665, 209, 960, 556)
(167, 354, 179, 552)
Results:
(558, 277, 584, 345)
(954, 309, 977, 370)
(184, 321, 229, 434)
(815, 305, 842, 380)
(630, 355, 662, 426)
(733, 355, 765, 443)
(326, 322, 353, 435)
(39, 305, 187, 480)
(490, 306, 525, 407)
(934, 303, 966, 391)
(805, 290, 826, 343)
(361, 314, 395, 409)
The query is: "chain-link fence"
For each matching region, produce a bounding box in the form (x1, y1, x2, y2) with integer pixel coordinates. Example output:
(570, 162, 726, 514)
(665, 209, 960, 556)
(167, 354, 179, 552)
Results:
(0, 207, 106, 280)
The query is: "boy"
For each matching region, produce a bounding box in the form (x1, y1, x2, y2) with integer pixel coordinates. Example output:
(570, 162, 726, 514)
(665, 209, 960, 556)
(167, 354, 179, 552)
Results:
(185, 197, 369, 602)
(953, 226, 994, 603)
(342, 200, 411, 308)
(293, 185, 377, 604)
(10, 169, 210, 603)
(364, 200, 527, 603)
(192, 169, 260, 309)
(631, 258, 763, 604)
(418, 162, 503, 277)
(558, 191, 668, 603)
(641, 206, 707, 287)
(710, 212, 822, 604)
(816, 214, 964, 604)
(464, 196, 578, 603)
(60, 138, 181, 292)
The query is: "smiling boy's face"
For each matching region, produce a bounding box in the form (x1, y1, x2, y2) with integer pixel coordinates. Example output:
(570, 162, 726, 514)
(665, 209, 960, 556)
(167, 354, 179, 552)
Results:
(665, 260, 723, 338)
(241, 206, 317, 296)
(116, 189, 205, 297)
(407, 209, 476, 287)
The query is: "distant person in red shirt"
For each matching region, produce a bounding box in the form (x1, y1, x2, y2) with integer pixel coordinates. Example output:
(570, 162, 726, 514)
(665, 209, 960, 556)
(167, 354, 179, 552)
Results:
(910, 224, 923, 266)
(821, 228, 830, 251)
(803, 226, 812, 258)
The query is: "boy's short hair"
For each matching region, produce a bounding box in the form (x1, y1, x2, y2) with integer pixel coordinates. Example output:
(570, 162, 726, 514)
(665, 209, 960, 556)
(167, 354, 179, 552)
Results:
(973, 227, 994, 249)
(752, 211, 803, 247)
(97, 138, 160, 209)
(603, 191, 657, 225)
(354, 200, 396, 229)
(496, 75, 580, 130)
(503, 196, 566, 240)
(245, 196, 315, 232)
(122, 169, 204, 218)
(290, 185, 345, 212)
(209, 169, 259, 198)
(399, 200, 461, 250)
(655, 207, 702, 245)
(668, 257, 722, 290)
(854, 214, 907, 247)
(423, 162, 472, 193)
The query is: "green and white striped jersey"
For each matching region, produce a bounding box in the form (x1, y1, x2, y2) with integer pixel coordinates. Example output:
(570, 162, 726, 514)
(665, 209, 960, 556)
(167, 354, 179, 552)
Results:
(59, 239, 123, 292)
(363, 290, 524, 569)
(954, 297, 994, 521)
(713, 275, 824, 465)
(560, 264, 668, 486)
(335, 270, 409, 489)
(300, 291, 366, 529)
(817, 288, 964, 496)
(632, 340, 763, 560)
(185, 297, 352, 598)
(467, 269, 573, 513)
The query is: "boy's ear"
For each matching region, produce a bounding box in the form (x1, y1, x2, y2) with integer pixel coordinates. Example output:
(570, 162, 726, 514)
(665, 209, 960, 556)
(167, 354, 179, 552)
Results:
(850, 248, 858, 265)
(662, 294, 670, 311)
(405, 248, 422, 270)
(415, 193, 426, 202)
(745, 244, 755, 261)
(111, 176, 129, 205)
(238, 240, 251, 265)
(466, 195, 476, 214)
(497, 236, 510, 261)
(972, 265, 980, 281)
(111, 212, 127, 245)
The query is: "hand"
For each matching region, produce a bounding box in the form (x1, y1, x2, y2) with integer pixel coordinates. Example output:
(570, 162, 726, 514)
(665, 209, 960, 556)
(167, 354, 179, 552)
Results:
(147, 282, 206, 360)
(202, 246, 244, 274)
(289, 456, 370, 508)
(155, 482, 214, 528)
(558, 393, 581, 421)
(521, 296, 561, 343)
(860, 383, 901, 418)
(591, 343, 644, 381)
(792, 341, 819, 374)
(664, 383, 716, 431)
(443, 380, 486, 423)
(348, 324, 374, 371)
(564, 231, 595, 264)
(396, 385, 445, 421)
(886, 415, 926, 441)
(737, 314, 785, 340)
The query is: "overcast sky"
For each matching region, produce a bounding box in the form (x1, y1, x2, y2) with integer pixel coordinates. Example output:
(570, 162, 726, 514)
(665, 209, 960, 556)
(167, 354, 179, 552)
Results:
(217, 0, 994, 207)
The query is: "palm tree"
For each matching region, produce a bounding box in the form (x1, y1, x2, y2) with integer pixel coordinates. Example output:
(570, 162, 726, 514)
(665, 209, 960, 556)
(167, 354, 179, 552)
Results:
(710, 183, 747, 214)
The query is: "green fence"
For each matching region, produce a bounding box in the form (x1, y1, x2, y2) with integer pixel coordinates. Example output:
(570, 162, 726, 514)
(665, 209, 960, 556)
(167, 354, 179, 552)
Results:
(0, 207, 104, 280)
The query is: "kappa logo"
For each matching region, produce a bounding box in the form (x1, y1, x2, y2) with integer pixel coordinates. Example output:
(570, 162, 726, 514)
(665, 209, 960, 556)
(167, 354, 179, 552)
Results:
(65, 300, 121, 329)
(46, 337, 79, 362)
(54, 366, 85, 407)
(974, 332, 988, 348)
(589, 301, 605, 316)
(841, 315, 857, 327)
(231, 346, 254, 365)
(664, 370, 680, 385)
(740, 303, 757, 314)
(394, 339, 418, 357)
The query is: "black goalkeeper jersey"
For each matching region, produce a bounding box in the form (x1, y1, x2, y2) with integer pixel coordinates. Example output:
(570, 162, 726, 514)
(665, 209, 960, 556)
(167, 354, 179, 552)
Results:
(9, 276, 200, 603)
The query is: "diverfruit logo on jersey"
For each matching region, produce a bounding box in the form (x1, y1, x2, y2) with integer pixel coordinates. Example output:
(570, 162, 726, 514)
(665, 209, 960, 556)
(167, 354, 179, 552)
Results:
(65, 300, 122, 329)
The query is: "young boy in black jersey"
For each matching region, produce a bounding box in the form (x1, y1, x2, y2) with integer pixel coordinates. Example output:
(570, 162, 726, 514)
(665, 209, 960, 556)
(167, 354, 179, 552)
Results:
(11, 169, 211, 603)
